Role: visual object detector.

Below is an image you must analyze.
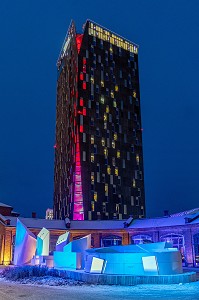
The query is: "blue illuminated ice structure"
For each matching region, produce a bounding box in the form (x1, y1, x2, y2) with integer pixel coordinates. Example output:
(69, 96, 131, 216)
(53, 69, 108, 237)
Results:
(85, 242, 183, 275)
(36, 227, 50, 256)
(56, 231, 70, 252)
(54, 234, 91, 269)
(14, 219, 36, 265)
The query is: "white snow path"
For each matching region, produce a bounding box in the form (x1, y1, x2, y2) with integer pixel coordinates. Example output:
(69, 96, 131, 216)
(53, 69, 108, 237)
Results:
(0, 278, 199, 300)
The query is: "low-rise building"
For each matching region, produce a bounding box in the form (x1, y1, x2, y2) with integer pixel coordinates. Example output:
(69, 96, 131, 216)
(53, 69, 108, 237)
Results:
(1, 207, 199, 267)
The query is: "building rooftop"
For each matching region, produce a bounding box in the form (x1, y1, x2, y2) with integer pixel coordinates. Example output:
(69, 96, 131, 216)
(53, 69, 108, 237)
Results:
(0, 202, 13, 208)
(3, 208, 199, 231)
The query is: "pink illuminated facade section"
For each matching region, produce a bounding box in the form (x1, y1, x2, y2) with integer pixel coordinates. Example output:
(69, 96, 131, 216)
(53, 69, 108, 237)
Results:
(73, 127, 84, 220)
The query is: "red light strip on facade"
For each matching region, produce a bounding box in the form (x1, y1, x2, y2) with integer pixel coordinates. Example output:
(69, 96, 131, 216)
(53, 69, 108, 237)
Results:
(76, 34, 83, 54)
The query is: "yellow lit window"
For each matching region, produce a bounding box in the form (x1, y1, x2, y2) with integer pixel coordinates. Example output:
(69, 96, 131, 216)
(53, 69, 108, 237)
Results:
(105, 184, 108, 193)
(91, 135, 94, 144)
(107, 165, 111, 175)
(111, 91, 114, 98)
(110, 47, 113, 52)
(106, 105, 109, 113)
(115, 167, 118, 176)
(133, 179, 136, 188)
(91, 173, 94, 183)
(94, 192, 97, 201)
(113, 100, 117, 108)
(91, 76, 94, 84)
(91, 153, 94, 162)
(133, 91, 136, 98)
(114, 133, 117, 141)
(101, 138, 105, 147)
(112, 141, 115, 148)
(104, 113, 107, 121)
(91, 202, 95, 211)
(136, 154, 140, 164)
(117, 150, 120, 158)
(101, 80, 104, 87)
(104, 148, 108, 157)
(100, 95, 105, 104)
(115, 85, 119, 92)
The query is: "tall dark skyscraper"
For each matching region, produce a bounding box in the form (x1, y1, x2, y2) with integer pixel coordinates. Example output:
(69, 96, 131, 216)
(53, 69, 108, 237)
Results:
(54, 20, 145, 221)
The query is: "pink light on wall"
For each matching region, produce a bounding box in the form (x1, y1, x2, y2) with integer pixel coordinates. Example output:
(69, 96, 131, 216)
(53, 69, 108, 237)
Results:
(73, 128, 84, 220)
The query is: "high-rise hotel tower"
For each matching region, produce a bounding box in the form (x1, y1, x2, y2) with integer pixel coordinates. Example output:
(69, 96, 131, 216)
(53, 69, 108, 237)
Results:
(54, 20, 145, 220)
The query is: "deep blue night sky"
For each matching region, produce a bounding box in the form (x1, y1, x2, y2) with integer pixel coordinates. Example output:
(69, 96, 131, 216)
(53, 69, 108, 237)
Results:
(0, 0, 199, 218)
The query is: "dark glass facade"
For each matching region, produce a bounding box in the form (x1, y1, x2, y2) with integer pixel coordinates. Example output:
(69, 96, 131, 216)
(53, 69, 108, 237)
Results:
(54, 20, 145, 220)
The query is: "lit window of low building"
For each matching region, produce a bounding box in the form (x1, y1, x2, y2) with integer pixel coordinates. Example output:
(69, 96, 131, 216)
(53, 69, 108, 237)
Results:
(117, 150, 120, 158)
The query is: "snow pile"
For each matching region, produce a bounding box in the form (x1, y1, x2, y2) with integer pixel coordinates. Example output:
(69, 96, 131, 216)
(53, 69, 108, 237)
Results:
(0, 266, 84, 286)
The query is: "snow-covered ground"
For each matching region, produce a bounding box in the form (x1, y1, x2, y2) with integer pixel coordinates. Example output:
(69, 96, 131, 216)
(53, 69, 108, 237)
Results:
(0, 277, 199, 300)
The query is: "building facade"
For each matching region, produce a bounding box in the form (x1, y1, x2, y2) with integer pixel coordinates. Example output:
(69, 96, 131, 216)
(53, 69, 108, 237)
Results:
(1, 208, 199, 267)
(54, 20, 145, 221)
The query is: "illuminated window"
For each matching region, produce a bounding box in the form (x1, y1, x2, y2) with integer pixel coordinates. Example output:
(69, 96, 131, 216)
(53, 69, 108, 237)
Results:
(111, 91, 114, 98)
(83, 81, 86, 90)
(115, 167, 118, 176)
(115, 85, 119, 92)
(91, 202, 95, 211)
(94, 192, 97, 201)
(113, 100, 117, 108)
(106, 105, 109, 113)
(107, 165, 111, 175)
(117, 150, 120, 158)
(91, 135, 94, 144)
(136, 154, 140, 164)
(101, 80, 104, 87)
(80, 72, 84, 80)
(91, 76, 94, 84)
(114, 133, 117, 141)
(101, 138, 105, 146)
(80, 98, 84, 106)
(91, 153, 94, 162)
(112, 157, 115, 166)
(105, 184, 108, 195)
(133, 91, 136, 98)
(100, 95, 105, 104)
(104, 113, 107, 121)
(132, 179, 136, 188)
(112, 141, 115, 148)
(104, 147, 108, 157)
(91, 172, 94, 183)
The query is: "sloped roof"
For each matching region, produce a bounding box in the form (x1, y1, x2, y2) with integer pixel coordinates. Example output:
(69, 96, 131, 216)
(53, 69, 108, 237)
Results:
(0, 202, 12, 208)
(128, 213, 199, 229)
(6, 217, 125, 230)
